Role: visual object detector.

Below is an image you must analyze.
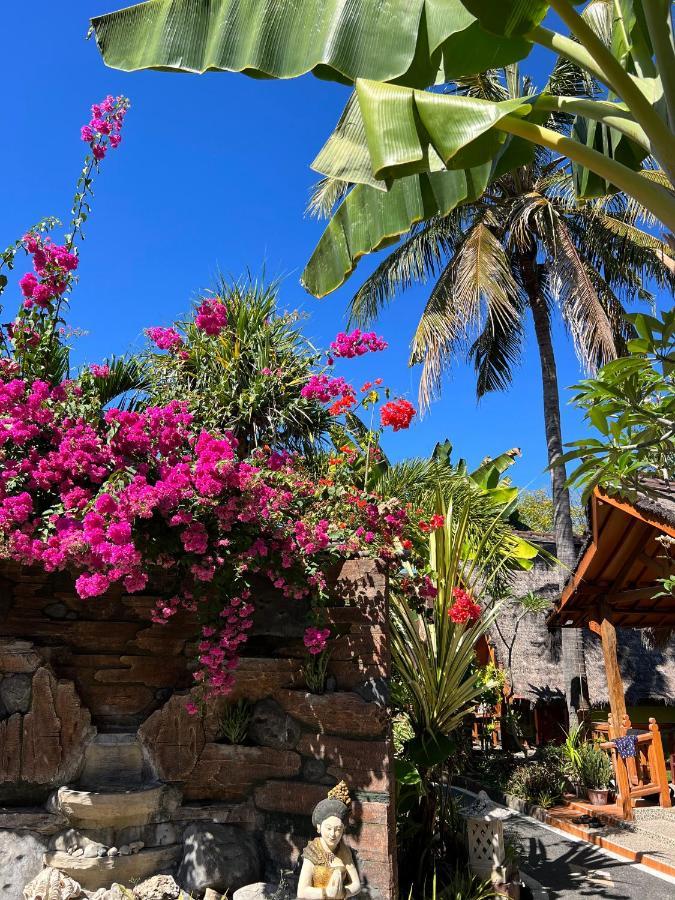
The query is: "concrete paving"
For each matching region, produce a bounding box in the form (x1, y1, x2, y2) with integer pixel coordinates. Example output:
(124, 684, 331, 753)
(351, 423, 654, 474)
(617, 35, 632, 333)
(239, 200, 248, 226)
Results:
(454, 788, 675, 899)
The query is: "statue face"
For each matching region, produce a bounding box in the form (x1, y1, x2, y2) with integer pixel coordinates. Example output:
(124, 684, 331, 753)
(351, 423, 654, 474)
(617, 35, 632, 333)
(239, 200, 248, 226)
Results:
(319, 815, 345, 850)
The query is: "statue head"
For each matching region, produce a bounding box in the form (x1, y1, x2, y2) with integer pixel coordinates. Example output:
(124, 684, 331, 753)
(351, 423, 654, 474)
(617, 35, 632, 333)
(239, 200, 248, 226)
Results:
(311, 781, 351, 849)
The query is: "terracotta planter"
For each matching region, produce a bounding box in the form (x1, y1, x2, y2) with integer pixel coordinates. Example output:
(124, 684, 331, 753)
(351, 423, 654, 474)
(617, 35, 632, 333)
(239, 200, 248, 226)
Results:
(586, 788, 610, 806)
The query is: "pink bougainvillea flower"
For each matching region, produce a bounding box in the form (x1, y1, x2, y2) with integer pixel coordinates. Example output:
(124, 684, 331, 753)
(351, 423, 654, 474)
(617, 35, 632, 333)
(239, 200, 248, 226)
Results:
(195, 298, 228, 336)
(89, 364, 110, 378)
(329, 329, 387, 359)
(146, 327, 184, 352)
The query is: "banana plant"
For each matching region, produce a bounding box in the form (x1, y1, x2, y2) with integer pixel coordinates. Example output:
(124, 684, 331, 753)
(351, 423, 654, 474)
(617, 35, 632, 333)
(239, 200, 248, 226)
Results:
(90, 1, 675, 295)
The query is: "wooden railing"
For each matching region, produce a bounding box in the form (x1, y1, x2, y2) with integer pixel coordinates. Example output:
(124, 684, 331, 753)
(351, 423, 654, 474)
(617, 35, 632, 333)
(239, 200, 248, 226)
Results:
(593, 715, 671, 820)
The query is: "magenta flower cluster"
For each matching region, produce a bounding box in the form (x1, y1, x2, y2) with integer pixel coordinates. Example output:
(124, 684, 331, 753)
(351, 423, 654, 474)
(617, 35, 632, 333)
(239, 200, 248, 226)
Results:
(195, 298, 228, 336)
(81, 95, 129, 161)
(146, 327, 184, 352)
(329, 329, 388, 360)
(303, 626, 331, 655)
(300, 374, 352, 403)
(0, 364, 410, 701)
(18, 233, 78, 311)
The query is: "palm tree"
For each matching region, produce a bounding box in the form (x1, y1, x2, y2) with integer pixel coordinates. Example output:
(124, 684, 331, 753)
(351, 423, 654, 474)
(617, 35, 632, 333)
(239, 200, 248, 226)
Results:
(320, 68, 675, 723)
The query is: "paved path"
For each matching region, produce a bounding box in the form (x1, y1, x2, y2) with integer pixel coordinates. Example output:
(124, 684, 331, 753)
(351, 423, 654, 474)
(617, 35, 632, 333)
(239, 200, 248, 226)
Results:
(454, 789, 675, 899)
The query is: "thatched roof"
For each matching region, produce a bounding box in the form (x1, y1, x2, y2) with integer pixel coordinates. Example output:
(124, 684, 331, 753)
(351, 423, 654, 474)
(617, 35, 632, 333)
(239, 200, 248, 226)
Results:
(490, 533, 675, 706)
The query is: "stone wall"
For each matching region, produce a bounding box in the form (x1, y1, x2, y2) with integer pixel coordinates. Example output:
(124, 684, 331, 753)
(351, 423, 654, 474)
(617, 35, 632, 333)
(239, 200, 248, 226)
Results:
(0, 558, 396, 899)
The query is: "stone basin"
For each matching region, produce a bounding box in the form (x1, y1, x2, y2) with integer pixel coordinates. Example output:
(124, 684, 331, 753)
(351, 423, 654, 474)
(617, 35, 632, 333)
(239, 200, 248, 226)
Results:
(43, 845, 182, 890)
(55, 784, 181, 828)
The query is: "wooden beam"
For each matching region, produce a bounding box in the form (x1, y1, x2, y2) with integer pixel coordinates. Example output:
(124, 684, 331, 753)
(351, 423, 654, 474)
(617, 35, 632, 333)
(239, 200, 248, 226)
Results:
(596, 488, 675, 539)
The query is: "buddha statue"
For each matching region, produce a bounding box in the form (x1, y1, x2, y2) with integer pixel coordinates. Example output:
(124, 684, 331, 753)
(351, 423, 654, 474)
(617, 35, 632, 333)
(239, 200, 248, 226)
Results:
(297, 782, 362, 899)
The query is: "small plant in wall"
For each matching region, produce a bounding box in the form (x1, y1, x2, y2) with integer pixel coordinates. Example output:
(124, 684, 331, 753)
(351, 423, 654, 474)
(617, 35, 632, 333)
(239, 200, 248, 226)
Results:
(216, 698, 252, 745)
(302, 625, 331, 694)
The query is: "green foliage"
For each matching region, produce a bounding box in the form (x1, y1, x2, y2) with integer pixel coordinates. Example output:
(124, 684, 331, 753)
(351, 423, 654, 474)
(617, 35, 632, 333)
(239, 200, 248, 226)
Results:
(506, 745, 567, 806)
(563, 309, 675, 499)
(92, 0, 675, 288)
(516, 488, 587, 535)
(475, 662, 507, 708)
(407, 869, 498, 900)
(301, 650, 331, 694)
(578, 742, 613, 790)
(217, 699, 252, 745)
(147, 276, 330, 455)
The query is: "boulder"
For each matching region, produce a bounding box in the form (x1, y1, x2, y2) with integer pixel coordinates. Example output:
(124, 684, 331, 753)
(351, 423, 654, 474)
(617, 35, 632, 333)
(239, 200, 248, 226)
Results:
(132, 876, 181, 900)
(232, 886, 277, 900)
(248, 700, 301, 750)
(1, 831, 49, 900)
(21, 867, 82, 900)
(0, 674, 32, 714)
(177, 823, 260, 894)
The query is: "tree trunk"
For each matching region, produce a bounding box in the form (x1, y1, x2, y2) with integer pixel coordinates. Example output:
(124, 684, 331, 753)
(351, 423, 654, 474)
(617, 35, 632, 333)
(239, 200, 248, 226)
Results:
(522, 254, 589, 726)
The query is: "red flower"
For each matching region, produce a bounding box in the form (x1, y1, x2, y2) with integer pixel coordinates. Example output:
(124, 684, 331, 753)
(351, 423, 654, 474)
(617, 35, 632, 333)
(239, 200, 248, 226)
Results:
(380, 398, 416, 431)
(448, 587, 481, 624)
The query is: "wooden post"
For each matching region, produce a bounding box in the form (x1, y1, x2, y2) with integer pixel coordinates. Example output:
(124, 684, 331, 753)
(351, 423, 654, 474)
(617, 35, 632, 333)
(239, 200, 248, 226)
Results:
(590, 610, 632, 819)
(648, 718, 672, 809)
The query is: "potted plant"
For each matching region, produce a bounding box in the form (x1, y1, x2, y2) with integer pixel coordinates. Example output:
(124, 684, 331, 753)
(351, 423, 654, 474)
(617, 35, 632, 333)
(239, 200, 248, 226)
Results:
(579, 743, 613, 806)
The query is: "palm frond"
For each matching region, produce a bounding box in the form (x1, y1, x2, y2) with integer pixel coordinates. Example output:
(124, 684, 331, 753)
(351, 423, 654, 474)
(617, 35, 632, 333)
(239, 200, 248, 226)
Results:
(410, 223, 521, 410)
(469, 295, 526, 397)
(90, 355, 151, 411)
(348, 215, 463, 327)
(306, 176, 351, 220)
(545, 216, 618, 371)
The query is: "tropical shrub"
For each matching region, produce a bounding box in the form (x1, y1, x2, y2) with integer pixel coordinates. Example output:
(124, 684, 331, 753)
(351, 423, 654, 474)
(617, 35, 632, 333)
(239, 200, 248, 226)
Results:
(506, 745, 568, 806)
(578, 743, 613, 790)
(217, 698, 252, 744)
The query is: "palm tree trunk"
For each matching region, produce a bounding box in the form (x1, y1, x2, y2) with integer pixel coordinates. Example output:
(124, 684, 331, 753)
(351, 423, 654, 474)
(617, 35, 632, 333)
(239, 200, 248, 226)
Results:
(522, 252, 589, 726)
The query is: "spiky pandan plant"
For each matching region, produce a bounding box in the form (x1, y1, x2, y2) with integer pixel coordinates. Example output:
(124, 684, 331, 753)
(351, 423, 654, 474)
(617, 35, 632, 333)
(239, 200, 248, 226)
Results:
(146, 276, 331, 457)
(343, 67, 674, 723)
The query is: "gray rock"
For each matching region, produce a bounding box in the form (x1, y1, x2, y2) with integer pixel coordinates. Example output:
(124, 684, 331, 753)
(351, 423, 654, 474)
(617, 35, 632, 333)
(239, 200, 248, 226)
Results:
(153, 823, 177, 846)
(132, 875, 181, 900)
(128, 841, 144, 854)
(0, 831, 48, 900)
(44, 602, 68, 619)
(302, 758, 326, 782)
(83, 844, 100, 858)
(119, 844, 131, 856)
(232, 885, 277, 900)
(248, 699, 301, 750)
(107, 846, 119, 857)
(177, 823, 261, 894)
(72, 847, 84, 858)
(354, 676, 389, 705)
(97, 847, 108, 857)
(0, 674, 32, 714)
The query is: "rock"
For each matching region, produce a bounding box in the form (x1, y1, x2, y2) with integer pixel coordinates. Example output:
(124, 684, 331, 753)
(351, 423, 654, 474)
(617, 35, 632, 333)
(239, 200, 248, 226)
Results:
(22, 867, 82, 900)
(107, 846, 119, 857)
(132, 875, 181, 900)
(82, 844, 99, 858)
(153, 823, 176, 846)
(302, 758, 326, 782)
(177, 823, 261, 894)
(72, 847, 85, 858)
(97, 847, 107, 857)
(1, 832, 49, 900)
(203, 891, 222, 900)
(119, 844, 131, 856)
(232, 885, 277, 900)
(0, 673, 32, 714)
(248, 699, 301, 750)
(138, 694, 205, 782)
(44, 602, 68, 619)
(128, 840, 144, 853)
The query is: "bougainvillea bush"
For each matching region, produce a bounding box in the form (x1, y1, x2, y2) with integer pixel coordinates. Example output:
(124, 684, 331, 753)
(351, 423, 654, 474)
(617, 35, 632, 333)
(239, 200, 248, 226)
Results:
(0, 97, 426, 706)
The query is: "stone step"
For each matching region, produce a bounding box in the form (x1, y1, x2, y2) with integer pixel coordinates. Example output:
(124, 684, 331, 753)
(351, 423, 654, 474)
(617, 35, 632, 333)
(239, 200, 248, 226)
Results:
(43, 845, 182, 890)
(55, 784, 182, 829)
(79, 733, 146, 788)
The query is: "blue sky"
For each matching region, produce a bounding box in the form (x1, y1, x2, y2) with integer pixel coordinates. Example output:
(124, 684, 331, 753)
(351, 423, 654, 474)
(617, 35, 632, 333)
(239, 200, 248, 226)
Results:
(1, 4, 669, 493)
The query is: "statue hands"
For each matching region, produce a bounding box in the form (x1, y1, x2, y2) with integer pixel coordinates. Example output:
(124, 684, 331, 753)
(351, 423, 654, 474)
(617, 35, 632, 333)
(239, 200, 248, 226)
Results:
(325, 868, 345, 899)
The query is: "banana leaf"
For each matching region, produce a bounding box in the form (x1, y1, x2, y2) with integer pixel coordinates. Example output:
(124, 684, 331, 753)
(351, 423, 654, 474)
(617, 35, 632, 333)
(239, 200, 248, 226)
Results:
(91, 0, 530, 88)
(301, 164, 492, 297)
